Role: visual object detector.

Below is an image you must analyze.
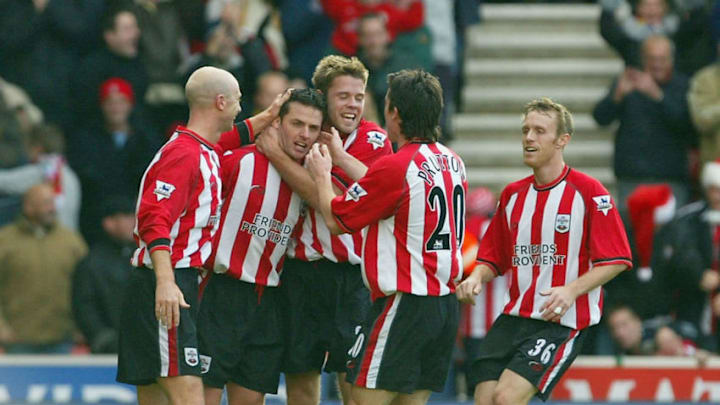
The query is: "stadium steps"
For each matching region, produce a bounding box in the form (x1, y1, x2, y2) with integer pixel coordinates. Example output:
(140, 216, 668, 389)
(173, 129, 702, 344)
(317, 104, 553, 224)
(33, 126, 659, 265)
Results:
(455, 3, 621, 194)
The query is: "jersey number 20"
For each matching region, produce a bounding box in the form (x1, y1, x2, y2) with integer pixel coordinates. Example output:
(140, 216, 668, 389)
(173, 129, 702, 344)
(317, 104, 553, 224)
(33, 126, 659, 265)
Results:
(426, 185, 465, 251)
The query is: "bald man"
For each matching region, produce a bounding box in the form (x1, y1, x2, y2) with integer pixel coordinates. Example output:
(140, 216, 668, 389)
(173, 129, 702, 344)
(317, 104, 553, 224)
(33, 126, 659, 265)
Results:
(116, 66, 240, 405)
(0, 184, 87, 354)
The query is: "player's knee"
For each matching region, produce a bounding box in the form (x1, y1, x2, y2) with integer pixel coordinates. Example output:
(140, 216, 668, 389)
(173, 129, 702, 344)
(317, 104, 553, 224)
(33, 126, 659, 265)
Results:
(491, 386, 518, 405)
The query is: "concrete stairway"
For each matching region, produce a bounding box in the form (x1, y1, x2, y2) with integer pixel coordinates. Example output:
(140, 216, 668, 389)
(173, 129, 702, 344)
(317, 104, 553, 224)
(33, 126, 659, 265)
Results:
(452, 3, 621, 193)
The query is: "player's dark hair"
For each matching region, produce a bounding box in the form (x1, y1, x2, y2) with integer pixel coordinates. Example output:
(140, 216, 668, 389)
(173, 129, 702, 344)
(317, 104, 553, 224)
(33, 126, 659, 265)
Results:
(279, 88, 326, 120)
(386, 69, 443, 142)
(28, 124, 65, 154)
(102, 7, 136, 33)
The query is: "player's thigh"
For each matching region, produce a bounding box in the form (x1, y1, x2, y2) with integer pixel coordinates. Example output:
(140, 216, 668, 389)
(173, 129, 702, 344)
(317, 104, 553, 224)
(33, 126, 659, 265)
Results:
(351, 385, 396, 405)
(492, 369, 536, 405)
(285, 371, 321, 405)
(226, 382, 265, 405)
(473, 380, 497, 405)
(137, 383, 169, 405)
(390, 389, 432, 405)
(156, 375, 204, 405)
(202, 386, 223, 405)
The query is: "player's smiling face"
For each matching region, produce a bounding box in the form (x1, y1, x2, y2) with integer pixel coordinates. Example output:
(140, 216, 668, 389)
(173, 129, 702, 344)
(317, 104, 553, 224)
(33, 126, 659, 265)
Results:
(521, 110, 567, 170)
(279, 102, 323, 162)
(326, 75, 365, 136)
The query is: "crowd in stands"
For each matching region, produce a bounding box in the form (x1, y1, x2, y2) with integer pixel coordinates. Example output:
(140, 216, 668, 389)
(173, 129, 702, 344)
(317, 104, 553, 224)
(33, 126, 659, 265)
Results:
(4, 0, 720, 398)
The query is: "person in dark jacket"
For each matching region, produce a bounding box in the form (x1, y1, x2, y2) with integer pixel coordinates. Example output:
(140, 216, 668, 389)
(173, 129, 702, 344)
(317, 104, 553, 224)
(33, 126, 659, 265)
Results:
(593, 34, 697, 212)
(72, 197, 135, 353)
(68, 77, 159, 244)
(651, 159, 720, 351)
(0, 0, 105, 130)
(71, 7, 148, 127)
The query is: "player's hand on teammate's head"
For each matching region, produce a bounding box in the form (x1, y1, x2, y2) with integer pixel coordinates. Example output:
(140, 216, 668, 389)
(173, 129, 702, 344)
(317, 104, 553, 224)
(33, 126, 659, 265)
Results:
(266, 88, 294, 118)
(318, 126, 343, 160)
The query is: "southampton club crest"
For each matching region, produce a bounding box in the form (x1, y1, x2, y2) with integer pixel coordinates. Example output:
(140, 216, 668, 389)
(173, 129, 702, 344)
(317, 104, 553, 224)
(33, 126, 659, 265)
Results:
(555, 214, 570, 233)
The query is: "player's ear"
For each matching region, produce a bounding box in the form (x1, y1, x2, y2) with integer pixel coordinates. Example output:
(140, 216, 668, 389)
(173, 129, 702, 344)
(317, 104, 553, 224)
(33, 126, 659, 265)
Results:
(555, 132, 570, 149)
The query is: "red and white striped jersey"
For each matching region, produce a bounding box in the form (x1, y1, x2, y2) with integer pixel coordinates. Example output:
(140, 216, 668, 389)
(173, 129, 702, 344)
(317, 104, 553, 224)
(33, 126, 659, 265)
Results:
(207, 146, 303, 286)
(332, 141, 468, 300)
(477, 166, 632, 330)
(288, 119, 392, 264)
(131, 127, 222, 269)
(461, 215, 508, 339)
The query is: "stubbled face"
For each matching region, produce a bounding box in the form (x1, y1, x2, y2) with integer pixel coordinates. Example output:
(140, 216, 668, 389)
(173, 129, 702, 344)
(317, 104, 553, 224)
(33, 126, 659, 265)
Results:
(609, 308, 643, 350)
(101, 93, 132, 127)
(643, 40, 673, 84)
(326, 75, 365, 135)
(521, 110, 565, 170)
(105, 12, 140, 58)
(279, 102, 323, 162)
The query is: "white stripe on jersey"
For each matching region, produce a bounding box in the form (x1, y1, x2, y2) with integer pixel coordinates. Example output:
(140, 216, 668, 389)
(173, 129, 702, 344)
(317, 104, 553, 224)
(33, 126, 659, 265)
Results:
(180, 153, 213, 267)
(509, 187, 537, 315)
(532, 182, 566, 317)
(505, 193, 518, 230)
(376, 216, 398, 295)
(215, 153, 255, 274)
(366, 293, 402, 389)
(406, 160, 428, 296)
(562, 192, 585, 325)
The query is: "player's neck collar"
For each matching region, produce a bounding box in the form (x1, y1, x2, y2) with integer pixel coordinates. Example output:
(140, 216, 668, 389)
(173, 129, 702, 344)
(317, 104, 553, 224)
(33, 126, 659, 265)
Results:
(533, 165, 571, 191)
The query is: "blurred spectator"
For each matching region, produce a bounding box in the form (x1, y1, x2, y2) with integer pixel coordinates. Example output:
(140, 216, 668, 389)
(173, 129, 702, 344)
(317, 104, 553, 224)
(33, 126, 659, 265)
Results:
(132, 0, 191, 133)
(0, 0, 105, 130)
(422, 0, 457, 141)
(607, 305, 705, 356)
(69, 77, 159, 244)
(322, 0, 425, 57)
(253, 71, 290, 115)
(0, 77, 44, 137)
(593, 35, 696, 212)
(183, 22, 272, 118)
(454, 0, 482, 112)
(652, 160, 720, 351)
(288, 75, 309, 90)
(0, 124, 82, 231)
(357, 13, 432, 124)
(72, 197, 135, 354)
(0, 184, 87, 354)
(599, 0, 712, 75)
(72, 7, 148, 127)
(688, 42, 720, 165)
(279, 0, 333, 85)
(605, 184, 675, 319)
(207, 0, 288, 70)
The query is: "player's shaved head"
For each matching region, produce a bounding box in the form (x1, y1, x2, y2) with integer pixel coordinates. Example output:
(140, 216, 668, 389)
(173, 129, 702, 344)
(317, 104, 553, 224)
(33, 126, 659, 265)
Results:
(185, 66, 240, 108)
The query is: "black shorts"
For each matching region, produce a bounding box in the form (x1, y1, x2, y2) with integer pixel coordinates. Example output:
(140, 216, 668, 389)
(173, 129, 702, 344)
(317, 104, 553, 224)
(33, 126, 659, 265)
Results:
(346, 292, 459, 394)
(117, 267, 202, 386)
(279, 258, 370, 374)
(469, 314, 586, 401)
(197, 273, 283, 394)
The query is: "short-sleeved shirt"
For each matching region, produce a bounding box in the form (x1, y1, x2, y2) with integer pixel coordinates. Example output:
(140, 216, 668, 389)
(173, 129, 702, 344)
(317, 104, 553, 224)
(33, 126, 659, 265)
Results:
(331, 141, 468, 300)
(477, 166, 632, 330)
(288, 119, 392, 264)
(131, 126, 222, 269)
(207, 145, 303, 287)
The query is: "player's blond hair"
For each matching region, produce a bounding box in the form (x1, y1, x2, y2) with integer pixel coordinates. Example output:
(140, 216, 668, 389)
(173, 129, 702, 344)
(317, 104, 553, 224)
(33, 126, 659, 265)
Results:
(311, 55, 369, 94)
(523, 98, 574, 137)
